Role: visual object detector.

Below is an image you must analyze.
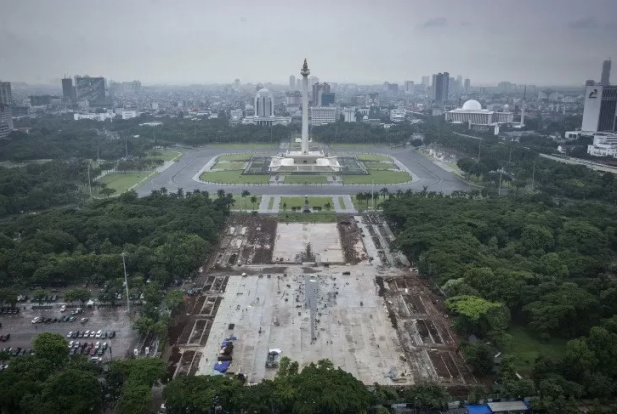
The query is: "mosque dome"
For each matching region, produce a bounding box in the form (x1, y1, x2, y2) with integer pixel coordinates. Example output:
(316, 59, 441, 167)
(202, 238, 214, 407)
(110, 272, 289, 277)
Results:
(462, 99, 482, 111)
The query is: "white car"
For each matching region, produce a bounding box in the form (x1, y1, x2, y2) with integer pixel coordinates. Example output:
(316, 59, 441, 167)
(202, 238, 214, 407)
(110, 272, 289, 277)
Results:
(95, 330, 102, 338)
(95, 341, 100, 349)
(31, 317, 41, 324)
(84, 330, 90, 337)
(89, 331, 95, 338)
(67, 331, 73, 338)
(68, 340, 74, 348)
(60, 305, 66, 312)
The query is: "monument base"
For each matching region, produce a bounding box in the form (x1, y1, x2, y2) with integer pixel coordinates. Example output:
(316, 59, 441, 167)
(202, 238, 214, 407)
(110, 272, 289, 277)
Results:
(268, 150, 341, 173)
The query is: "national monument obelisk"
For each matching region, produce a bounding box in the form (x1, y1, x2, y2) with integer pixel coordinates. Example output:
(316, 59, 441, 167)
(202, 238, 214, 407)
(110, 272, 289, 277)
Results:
(300, 58, 310, 154)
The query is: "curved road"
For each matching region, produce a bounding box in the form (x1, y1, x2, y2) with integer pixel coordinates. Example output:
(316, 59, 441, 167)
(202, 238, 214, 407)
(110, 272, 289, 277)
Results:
(136, 146, 469, 197)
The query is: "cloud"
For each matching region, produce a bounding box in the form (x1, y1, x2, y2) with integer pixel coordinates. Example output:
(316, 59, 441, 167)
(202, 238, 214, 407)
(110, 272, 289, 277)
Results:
(420, 17, 447, 28)
(460, 21, 470, 27)
(567, 17, 598, 30)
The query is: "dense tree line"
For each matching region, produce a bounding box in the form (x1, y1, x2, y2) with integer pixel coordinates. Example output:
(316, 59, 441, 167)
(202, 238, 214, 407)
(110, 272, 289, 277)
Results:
(383, 192, 617, 410)
(0, 189, 235, 289)
(0, 160, 99, 217)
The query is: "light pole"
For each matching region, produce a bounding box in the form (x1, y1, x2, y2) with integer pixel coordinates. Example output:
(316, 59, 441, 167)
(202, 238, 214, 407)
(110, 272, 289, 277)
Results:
(121, 253, 130, 316)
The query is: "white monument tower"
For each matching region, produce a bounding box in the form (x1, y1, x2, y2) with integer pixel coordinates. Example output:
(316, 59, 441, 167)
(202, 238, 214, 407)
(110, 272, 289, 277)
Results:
(301, 58, 310, 154)
(268, 58, 341, 173)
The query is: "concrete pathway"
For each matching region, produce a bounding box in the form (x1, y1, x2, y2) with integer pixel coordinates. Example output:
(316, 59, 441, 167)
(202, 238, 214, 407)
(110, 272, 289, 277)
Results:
(257, 196, 271, 213)
(270, 196, 281, 213)
(339, 195, 358, 213)
(332, 196, 343, 212)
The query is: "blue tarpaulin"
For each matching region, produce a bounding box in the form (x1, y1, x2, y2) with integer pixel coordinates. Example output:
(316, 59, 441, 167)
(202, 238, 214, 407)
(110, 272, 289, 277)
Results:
(221, 342, 228, 348)
(466, 405, 492, 414)
(214, 361, 231, 373)
(225, 336, 238, 341)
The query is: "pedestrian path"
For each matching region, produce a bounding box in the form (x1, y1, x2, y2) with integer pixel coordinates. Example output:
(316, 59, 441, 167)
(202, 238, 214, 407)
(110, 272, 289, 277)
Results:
(257, 195, 281, 213)
(257, 196, 271, 213)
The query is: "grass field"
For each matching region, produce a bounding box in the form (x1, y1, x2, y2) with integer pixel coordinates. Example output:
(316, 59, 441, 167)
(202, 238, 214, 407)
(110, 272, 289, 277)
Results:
(280, 197, 333, 210)
(356, 154, 392, 162)
(343, 170, 410, 184)
(213, 162, 246, 170)
(330, 144, 377, 149)
(200, 171, 270, 184)
(278, 212, 337, 223)
(232, 194, 261, 210)
(213, 144, 278, 149)
(283, 175, 329, 184)
(97, 172, 154, 194)
(338, 196, 347, 210)
(367, 162, 396, 170)
(507, 326, 567, 372)
(146, 150, 182, 162)
(217, 154, 253, 162)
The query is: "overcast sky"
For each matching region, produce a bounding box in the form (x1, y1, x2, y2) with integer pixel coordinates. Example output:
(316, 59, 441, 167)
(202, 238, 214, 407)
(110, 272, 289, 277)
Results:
(1, 0, 617, 86)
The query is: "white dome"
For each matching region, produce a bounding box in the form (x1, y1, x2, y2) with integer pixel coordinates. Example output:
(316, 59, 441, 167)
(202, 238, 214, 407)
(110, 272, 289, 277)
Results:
(462, 99, 482, 111)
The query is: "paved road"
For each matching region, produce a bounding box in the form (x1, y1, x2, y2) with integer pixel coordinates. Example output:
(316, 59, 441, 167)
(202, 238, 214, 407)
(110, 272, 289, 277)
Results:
(136, 146, 469, 197)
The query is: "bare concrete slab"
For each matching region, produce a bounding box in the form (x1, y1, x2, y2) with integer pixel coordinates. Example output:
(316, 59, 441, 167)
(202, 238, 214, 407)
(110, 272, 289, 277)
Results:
(272, 223, 344, 264)
(196, 265, 412, 385)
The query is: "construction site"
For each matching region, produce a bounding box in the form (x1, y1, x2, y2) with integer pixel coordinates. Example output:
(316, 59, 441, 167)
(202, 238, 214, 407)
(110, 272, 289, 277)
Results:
(163, 213, 476, 387)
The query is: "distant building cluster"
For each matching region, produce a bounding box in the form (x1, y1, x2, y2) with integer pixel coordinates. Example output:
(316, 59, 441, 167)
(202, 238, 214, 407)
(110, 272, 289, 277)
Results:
(0, 81, 13, 139)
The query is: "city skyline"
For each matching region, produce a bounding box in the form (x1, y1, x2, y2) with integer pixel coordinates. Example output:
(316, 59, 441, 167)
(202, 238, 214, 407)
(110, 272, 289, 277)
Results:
(1, 0, 617, 86)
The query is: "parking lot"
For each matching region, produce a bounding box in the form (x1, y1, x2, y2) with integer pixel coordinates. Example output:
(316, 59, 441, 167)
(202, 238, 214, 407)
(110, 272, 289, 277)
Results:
(0, 301, 138, 361)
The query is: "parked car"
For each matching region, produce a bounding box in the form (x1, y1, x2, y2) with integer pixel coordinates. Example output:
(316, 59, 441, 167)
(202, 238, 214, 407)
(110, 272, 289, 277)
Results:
(31, 317, 41, 324)
(89, 347, 97, 356)
(89, 331, 95, 338)
(60, 305, 66, 312)
(95, 341, 100, 349)
(101, 332, 107, 339)
(95, 330, 102, 338)
(67, 331, 73, 338)
(68, 340, 74, 348)
(80, 318, 89, 324)
(97, 348, 104, 356)
(109, 331, 116, 339)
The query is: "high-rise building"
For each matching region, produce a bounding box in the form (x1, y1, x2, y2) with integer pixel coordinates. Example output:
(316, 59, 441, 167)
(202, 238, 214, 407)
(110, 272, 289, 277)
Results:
(431, 72, 449, 102)
(321, 92, 335, 107)
(0, 81, 13, 139)
(254, 88, 274, 117)
(421, 76, 430, 87)
(581, 85, 617, 133)
(601, 59, 612, 85)
(310, 106, 337, 126)
(289, 75, 296, 90)
(312, 83, 330, 106)
(464, 78, 471, 93)
(405, 81, 414, 93)
(0, 81, 12, 105)
(75, 76, 106, 104)
(62, 78, 75, 102)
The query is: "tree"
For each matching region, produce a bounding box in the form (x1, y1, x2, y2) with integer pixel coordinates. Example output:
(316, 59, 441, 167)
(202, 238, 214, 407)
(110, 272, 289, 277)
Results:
(324, 202, 331, 212)
(32, 288, 48, 304)
(241, 189, 250, 209)
(29, 369, 102, 414)
(282, 202, 287, 211)
(250, 195, 258, 210)
(33, 332, 69, 367)
(133, 316, 155, 336)
(165, 289, 184, 313)
(445, 295, 510, 337)
(0, 288, 18, 307)
(463, 342, 495, 374)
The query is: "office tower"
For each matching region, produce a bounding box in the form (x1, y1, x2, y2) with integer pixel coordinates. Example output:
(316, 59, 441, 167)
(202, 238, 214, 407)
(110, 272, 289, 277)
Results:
(431, 72, 449, 102)
(0, 81, 13, 139)
(254, 88, 274, 117)
(581, 84, 617, 132)
(312, 83, 330, 106)
(321, 92, 335, 106)
(405, 81, 414, 93)
(289, 75, 296, 90)
(0, 81, 12, 105)
(62, 78, 75, 102)
(75, 76, 106, 104)
(464, 78, 471, 93)
(601, 59, 611, 85)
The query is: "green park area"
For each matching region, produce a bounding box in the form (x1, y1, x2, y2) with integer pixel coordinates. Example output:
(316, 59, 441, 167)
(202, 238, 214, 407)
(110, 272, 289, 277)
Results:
(217, 153, 253, 162)
(213, 161, 246, 170)
(278, 212, 337, 223)
(507, 326, 566, 372)
(146, 149, 182, 162)
(200, 170, 269, 184)
(356, 154, 392, 162)
(283, 175, 328, 184)
(280, 196, 333, 210)
(232, 194, 261, 210)
(96, 171, 154, 195)
(213, 143, 278, 150)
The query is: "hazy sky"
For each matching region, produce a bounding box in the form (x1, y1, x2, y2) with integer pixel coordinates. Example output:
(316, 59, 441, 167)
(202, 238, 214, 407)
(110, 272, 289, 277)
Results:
(2, 0, 617, 86)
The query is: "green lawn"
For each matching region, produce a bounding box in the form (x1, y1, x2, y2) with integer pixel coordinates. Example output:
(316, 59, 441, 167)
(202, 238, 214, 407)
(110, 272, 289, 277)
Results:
(278, 212, 337, 223)
(280, 197, 333, 210)
(338, 196, 347, 210)
(97, 172, 154, 194)
(283, 175, 329, 184)
(217, 154, 253, 162)
(367, 162, 396, 170)
(350, 194, 385, 211)
(213, 144, 278, 149)
(507, 326, 567, 372)
(331, 144, 377, 149)
(268, 197, 275, 210)
(343, 170, 410, 184)
(200, 171, 269, 184)
(356, 154, 392, 162)
(146, 150, 182, 162)
(213, 162, 246, 170)
(232, 195, 261, 210)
